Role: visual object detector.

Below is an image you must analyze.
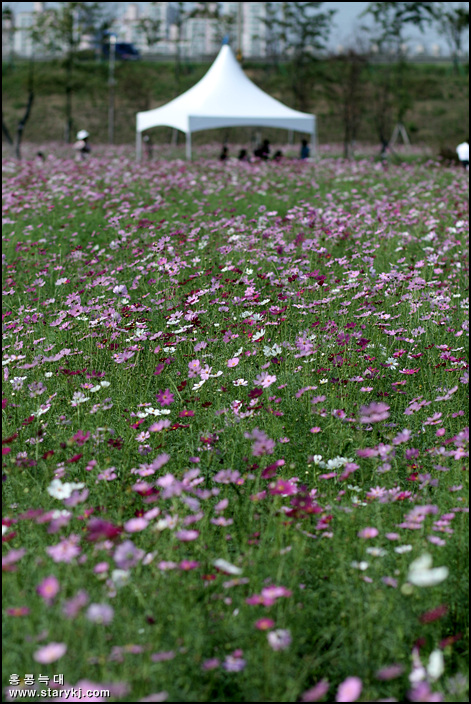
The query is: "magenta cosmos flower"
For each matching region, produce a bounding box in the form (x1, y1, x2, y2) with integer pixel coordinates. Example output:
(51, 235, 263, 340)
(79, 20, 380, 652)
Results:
(156, 389, 174, 406)
(359, 402, 390, 423)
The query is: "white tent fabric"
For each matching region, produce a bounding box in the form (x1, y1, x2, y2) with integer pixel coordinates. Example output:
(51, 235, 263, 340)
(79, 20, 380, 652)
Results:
(136, 44, 316, 160)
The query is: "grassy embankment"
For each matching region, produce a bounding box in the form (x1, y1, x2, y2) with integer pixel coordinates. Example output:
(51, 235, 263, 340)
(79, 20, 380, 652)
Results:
(2, 56, 469, 150)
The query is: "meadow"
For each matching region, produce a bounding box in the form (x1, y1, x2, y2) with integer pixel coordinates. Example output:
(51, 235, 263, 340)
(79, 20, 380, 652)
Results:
(2, 144, 469, 703)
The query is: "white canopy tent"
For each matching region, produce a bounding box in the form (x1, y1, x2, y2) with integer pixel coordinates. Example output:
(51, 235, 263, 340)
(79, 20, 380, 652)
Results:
(136, 43, 316, 160)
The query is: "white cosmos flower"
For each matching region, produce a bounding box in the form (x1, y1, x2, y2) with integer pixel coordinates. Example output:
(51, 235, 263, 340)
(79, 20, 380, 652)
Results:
(47, 479, 85, 500)
(351, 561, 369, 571)
(407, 553, 449, 587)
(366, 547, 387, 557)
(427, 650, 444, 681)
(252, 328, 265, 341)
(394, 545, 413, 554)
(213, 559, 242, 575)
(233, 378, 248, 386)
(111, 569, 130, 588)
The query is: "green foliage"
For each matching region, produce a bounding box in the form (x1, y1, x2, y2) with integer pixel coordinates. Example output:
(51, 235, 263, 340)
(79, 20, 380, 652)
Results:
(1, 155, 469, 702)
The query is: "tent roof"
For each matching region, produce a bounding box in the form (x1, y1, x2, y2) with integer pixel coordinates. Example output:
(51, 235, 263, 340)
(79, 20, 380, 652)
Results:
(136, 44, 315, 135)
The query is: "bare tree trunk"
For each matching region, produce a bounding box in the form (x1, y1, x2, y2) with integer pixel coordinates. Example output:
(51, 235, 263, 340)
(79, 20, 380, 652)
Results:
(65, 55, 73, 143)
(15, 91, 34, 160)
(2, 113, 14, 148)
(3, 55, 35, 160)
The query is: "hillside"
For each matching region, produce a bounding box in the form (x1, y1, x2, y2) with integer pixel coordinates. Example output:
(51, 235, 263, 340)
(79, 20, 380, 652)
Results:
(2, 56, 469, 151)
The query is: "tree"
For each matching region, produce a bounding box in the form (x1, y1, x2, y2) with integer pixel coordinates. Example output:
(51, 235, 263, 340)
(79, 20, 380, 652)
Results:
(253, 2, 282, 70)
(277, 2, 336, 110)
(438, 3, 469, 74)
(363, 2, 440, 53)
(361, 2, 440, 151)
(2, 61, 35, 160)
(214, 3, 237, 51)
(31, 2, 114, 143)
(2, 5, 15, 67)
(2, 6, 35, 160)
(324, 48, 369, 159)
(137, 2, 162, 53)
(171, 1, 189, 85)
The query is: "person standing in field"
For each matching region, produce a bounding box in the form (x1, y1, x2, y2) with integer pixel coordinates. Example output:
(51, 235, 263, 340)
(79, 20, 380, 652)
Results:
(74, 130, 91, 161)
(456, 139, 469, 170)
(300, 139, 310, 159)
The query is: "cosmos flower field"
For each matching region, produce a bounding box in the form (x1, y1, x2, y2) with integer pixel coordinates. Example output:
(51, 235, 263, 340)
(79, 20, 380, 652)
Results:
(2, 145, 469, 703)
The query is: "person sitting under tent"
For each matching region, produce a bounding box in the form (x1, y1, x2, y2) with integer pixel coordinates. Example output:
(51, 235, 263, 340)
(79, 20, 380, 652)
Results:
(272, 149, 283, 161)
(238, 148, 248, 161)
(219, 145, 229, 161)
(254, 139, 270, 160)
(300, 139, 310, 159)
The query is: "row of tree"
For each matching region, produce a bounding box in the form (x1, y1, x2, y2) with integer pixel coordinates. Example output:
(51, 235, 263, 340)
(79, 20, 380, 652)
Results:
(2, 2, 469, 159)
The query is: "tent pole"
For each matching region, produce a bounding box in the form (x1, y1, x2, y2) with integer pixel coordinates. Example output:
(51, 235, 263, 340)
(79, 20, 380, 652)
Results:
(311, 116, 317, 161)
(186, 132, 192, 160)
(136, 130, 142, 162)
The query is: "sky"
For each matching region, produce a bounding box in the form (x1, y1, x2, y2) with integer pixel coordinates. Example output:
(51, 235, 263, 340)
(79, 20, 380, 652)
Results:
(2, 2, 469, 53)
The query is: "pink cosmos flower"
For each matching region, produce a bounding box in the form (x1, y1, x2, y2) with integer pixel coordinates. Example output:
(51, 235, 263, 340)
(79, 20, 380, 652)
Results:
(227, 357, 239, 367)
(269, 479, 297, 495)
(33, 642, 67, 664)
(46, 535, 81, 563)
(375, 664, 405, 681)
(113, 350, 135, 364)
(336, 676, 362, 702)
(358, 527, 379, 539)
(124, 517, 149, 533)
(2, 547, 26, 571)
(151, 651, 175, 662)
(255, 618, 275, 630)
(254, 372, 277, 388)
(114, 540, 144, 569)
(149, 419, 171, 432)
(86, 603, 114, 625)
(222, 654, 246, 672)
(301, 680, 330, 702)
(359, 402, 390, 423)
(36, 575, 60, 604)
(62, 590, 89, 619)
(267, 628, 292, 651)
(6, 606, 30, 617)
(202, 658, 220, 671)
(175, 529, 199, 541)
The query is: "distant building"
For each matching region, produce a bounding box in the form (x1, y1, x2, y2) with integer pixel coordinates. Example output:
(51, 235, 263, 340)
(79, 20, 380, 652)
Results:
(219, 1, 268, 57)
(3, 2, 461, 61)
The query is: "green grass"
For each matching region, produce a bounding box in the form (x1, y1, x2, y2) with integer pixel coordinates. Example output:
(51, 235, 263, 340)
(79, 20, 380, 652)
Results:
(2, 151, 469, 702)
